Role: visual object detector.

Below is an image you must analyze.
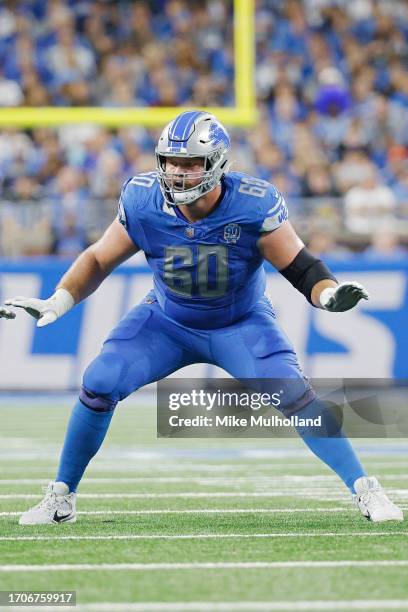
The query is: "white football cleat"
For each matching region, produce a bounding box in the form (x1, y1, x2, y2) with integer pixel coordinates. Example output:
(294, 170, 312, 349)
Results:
(354, 476, 403, 522)
(19, 482, 76, 525)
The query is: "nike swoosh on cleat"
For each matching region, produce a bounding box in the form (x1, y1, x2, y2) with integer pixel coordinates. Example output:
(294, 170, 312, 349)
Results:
(53, 511, 73, 523)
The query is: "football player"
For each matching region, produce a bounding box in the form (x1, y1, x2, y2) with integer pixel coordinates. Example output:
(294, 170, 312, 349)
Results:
(1, 111, 402, 524)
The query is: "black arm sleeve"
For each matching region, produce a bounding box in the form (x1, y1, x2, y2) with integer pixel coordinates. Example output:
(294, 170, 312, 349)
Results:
(279, 247, 337, 305)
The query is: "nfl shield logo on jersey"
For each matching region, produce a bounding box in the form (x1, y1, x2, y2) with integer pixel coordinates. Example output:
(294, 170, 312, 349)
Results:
(185, 226, 195, 239)
(223, 223, 241, 244)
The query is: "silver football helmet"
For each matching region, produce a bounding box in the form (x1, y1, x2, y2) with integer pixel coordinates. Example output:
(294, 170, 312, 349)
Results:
(155, 110, 231, 206)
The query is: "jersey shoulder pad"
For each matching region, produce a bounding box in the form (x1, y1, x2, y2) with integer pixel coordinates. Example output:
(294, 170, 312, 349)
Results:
(257, 181, 288, 232)
(227, 172, 288, 232)
(118, 171, 159, 229)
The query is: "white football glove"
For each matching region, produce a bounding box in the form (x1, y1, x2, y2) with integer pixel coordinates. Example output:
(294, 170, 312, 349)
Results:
(320, 281, 369, 312)
(0, 306, 16, 319)
(4, 288, 75, 328)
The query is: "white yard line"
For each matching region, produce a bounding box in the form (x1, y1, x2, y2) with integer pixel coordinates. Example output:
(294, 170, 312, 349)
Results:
(0, 532, 407, 542)
(1, 492, 408, 502)
(1, 561, 408, 572)
(0, 492, 356, 499)
(0, 478, 193, 484)
(1, 460, 407, 471)
(2, 506, 407, 517)
(0, 507, 364, 517)
(1, 475, 407, 484)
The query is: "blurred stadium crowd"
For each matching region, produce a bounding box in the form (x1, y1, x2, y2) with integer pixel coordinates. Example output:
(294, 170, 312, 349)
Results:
(0, 0, 407, 258)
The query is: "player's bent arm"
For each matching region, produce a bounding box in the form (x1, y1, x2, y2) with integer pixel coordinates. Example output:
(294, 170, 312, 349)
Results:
(258, 220, 369, 311)
(5, 219, 139, 327)
(257, 220, 305, 271)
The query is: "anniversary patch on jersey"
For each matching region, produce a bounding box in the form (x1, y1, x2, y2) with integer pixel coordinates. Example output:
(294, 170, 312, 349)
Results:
(223, 223, 241, 244)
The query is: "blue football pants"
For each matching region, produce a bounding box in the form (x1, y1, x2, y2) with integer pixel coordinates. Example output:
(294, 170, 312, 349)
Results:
(82, 293, 305, 403)
(56, 293, 366, 492)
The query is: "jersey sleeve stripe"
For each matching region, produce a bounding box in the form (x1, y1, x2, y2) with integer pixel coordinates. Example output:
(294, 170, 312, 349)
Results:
(266, 195, 285, 217)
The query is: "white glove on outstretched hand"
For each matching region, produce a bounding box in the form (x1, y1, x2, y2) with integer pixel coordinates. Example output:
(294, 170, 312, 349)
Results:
(5, 288, 75, 328)
(0, 306, 16, 319)
(319, 281, 369, 312)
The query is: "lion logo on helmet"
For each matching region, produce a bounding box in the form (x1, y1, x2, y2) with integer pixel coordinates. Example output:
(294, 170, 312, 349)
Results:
(209, 122, 230, 147)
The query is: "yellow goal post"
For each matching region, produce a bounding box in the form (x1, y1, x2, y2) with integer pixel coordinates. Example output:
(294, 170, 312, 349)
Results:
(0, 0, 256, 128)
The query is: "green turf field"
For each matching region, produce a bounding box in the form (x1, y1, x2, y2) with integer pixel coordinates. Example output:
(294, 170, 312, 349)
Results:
(0, 397, 407, 611)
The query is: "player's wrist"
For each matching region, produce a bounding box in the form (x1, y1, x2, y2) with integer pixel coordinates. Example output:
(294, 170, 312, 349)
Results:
(49, 288, 75, 317)
(319, 287, 336, 309)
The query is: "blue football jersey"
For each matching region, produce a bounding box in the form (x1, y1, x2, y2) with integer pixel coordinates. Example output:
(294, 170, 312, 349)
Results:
(118, 171, 288, 329)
